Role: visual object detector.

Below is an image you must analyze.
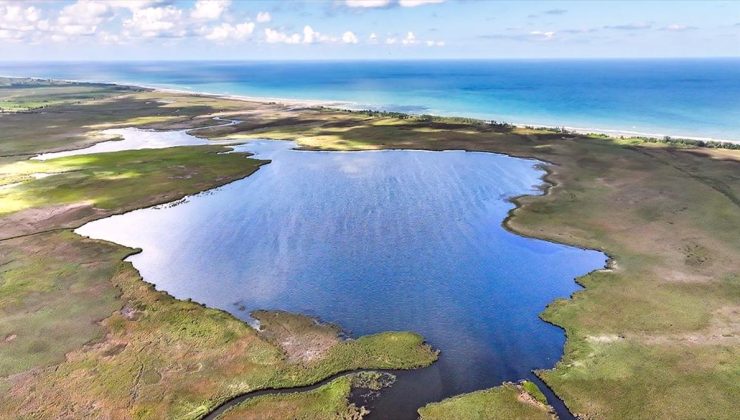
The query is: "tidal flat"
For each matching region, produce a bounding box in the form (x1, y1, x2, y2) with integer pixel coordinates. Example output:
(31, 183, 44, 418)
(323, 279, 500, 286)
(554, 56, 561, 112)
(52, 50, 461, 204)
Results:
(1, 78, 739, 419)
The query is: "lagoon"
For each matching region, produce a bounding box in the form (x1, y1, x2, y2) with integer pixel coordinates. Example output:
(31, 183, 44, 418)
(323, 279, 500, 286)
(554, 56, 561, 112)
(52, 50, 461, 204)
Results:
(76, 135, 606, 418)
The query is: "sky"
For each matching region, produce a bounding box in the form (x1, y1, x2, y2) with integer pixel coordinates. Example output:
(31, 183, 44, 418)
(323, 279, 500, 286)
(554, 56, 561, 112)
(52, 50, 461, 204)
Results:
(0, 0, 738, 60)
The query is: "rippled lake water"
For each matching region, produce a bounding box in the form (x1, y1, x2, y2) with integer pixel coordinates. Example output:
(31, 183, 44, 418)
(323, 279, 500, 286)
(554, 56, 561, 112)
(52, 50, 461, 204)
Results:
(76, 135, 606, 418)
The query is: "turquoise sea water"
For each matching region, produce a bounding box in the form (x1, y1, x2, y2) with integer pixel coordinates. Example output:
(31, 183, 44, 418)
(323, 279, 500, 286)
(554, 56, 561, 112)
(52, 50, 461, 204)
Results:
(2, 59, 739, 141)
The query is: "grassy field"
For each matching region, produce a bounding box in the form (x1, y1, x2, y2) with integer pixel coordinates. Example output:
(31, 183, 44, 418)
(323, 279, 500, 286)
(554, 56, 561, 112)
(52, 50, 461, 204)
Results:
(218, 371, 396, 420)
(0, 239, 436, 418)
(1, 79, 738, 418)
(418, 381, 554, 420)
(0, 81, 437, 419)
(206, 103, 740, 418)
(218, 375, 363, 420)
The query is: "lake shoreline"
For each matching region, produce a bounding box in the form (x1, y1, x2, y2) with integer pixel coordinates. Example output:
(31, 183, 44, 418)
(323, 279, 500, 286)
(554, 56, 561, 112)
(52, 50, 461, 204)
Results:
(0, 76, 631, 417)
(72, 128, 597, 419)
(3, 76, 737, 419)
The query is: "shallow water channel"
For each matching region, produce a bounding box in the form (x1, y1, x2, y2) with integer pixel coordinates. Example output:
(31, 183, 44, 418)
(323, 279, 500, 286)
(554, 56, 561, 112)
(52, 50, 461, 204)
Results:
(74, 131, 606, 418)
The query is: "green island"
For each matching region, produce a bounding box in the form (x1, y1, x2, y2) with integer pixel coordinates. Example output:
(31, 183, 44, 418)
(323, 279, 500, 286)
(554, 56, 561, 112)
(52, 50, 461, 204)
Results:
(1, 78, 738, 419)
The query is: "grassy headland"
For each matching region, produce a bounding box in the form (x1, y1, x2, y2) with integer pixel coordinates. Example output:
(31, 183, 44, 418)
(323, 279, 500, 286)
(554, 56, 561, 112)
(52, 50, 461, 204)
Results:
(1, 78, 738, 418)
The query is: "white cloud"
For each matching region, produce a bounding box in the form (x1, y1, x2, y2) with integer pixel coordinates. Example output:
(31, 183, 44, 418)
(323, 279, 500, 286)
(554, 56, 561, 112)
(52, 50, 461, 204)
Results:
(0, 3, 45, 41)
(385, 37, 397, 44)
(399, 0, 444, 7)
(303, 25, 316, 43)
(263, 25, 344, 45)
(256, 11, 271, 23)
(661, 24, 696, 32)
(56, 0, 112, 37)
(105, 1, 166, 12)
(530, 30, 556, 40)
(368, 32, 378, 43)
(123, 5, 184, 38)
(98, 30, 122, 44)
(342, 31, 358, 44)
(401, 31, 416, 45)
(299, 26, 339, 44)
(425, 40, 444, 47)
(344, 0, 444, 7)
(345, 0, 391, 7)
(264, 27, 301, 44)
(191, 0, 230, 20)
(205, 22, 254, 41)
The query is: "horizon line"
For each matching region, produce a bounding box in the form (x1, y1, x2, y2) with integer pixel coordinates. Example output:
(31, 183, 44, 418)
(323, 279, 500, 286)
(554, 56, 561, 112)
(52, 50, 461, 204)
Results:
(2, 56, 740, 63)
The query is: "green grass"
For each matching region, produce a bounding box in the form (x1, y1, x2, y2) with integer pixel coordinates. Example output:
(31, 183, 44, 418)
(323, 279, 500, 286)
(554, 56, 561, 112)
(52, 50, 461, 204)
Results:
(0, 145, 266, 216)
(1, 79, 739, 419)
(219, 375, 360, 420)
(218, 371, 397, 420)
(210, 104, 740, 418)
(0, 82, 439, 419)
(0, 231, 126, 376)
(0, 88, 247, 158)
(521, 381, 548, 405)
(418, 382, 553, 420)
(0, 247, 436, 419)
(0, 81, 135, 112)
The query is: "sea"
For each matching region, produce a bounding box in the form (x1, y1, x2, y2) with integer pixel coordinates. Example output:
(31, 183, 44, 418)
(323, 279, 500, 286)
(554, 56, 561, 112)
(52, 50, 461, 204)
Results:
(1, 58, 739, 141)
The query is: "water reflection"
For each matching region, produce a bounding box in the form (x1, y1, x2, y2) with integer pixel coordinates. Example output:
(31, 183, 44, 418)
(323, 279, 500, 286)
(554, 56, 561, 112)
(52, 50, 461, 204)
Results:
(77, 134, 606, 418)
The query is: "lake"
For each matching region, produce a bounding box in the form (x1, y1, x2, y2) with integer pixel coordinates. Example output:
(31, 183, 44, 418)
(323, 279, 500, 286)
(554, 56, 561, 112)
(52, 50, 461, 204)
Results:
(75, 135, 606, 418)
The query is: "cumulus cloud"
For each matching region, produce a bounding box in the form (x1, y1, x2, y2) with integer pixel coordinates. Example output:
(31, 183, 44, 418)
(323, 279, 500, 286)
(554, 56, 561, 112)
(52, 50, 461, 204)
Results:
(383, 31, 441, 46)
(106, 1, 168, 12)
(190, 0, 230, 20)
(123, 5, 184, 38)
(300, 25, 339, 44)
(56, 0, 112, 37)
(399, 0, 444, 7)
(401, 31, 416, 45)
(0, 3, 45, 41)
(530, 30, 555, 40)
(303, 25, 317, 43)
(345, 0, 391, 7)
(256, 11, 271, 23)
(344, 0, 444, 8)
(205, 21, 254, 41)
(342, 31, 358, 43)
(3, 0, 447, 48)
(264, 27, 300, 44)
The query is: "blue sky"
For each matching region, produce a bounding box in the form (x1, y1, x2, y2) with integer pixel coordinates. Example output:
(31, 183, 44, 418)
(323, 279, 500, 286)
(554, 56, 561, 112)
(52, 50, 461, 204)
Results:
(1, 0, 738, 60)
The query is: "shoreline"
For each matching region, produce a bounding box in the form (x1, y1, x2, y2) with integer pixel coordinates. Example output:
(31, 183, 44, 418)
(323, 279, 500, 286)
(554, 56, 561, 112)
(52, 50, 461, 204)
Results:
(4, 74, 738, 145)
(4, 76, 738, 419)
(67, 112, 595, 419)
